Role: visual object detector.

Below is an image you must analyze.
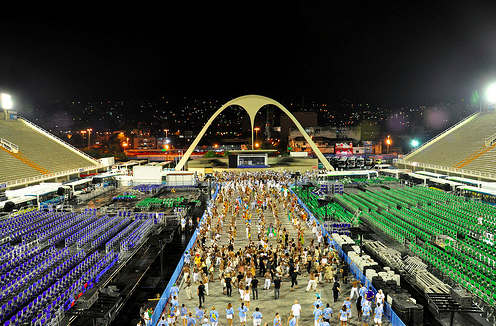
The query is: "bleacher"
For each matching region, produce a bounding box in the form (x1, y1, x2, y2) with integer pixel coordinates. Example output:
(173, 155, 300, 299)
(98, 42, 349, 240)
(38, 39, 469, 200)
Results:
(0, 119, 99, 184)
(0, 208, 157, 325)
(0, 147, 41, 184)
(333, 186, 496, 307)
(404, 111, 496, 172)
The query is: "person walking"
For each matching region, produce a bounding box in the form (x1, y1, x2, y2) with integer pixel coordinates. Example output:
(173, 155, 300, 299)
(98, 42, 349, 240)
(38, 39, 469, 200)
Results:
(226, 303, 235, 326)
(197, 281, 205, 309)
(186, 312, 196, 326)
(290, 269, 300, 291)
(225, 273, 233, 297)
(244, 285, 252, 308)
(290, 300, 301, 324)
(312, 304, 323, 326)
(287, 313, 297, 326)
(356, 295, 363, 322)
(373, 304, 383, 326)
(264, 271, 272, 290)
(305, 272, 317, 292)
(323, 303, 333, 323)
(209, 306, 219, 326)
(251, 276, 259, 300)
(339, 305, 350, 326)
(273, 313, 282, 326)
(273, 276, 282, 299)
(375, 289, 385, 306)
(252, 307, 263, 326)
(332, 279, 341, 302)
(349, 279, 359, 300)
(362, 303, 372, 326)
(343, 297, 352, 319)
(180, 304, 189, 326)
(239, 302, 249, 326)
(184, 275, 192, 300)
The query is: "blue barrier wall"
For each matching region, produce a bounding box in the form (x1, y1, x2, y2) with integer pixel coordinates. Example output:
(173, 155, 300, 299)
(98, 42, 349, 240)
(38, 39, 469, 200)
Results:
(150, 185, 220, 326)
(290, 188, 406, 326)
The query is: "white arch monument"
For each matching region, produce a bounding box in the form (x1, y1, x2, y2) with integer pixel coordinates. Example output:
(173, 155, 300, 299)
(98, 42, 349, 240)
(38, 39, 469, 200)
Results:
(175, 94, 334, 171)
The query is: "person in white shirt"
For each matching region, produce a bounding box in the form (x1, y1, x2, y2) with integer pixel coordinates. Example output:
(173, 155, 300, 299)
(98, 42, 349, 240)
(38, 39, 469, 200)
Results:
(291, 300, 302, 324)
(375, 289, 385, 306)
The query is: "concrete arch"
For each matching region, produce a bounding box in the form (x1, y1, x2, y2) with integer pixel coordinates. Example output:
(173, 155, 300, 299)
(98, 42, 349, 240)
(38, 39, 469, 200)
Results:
(175, 94, 333, 171)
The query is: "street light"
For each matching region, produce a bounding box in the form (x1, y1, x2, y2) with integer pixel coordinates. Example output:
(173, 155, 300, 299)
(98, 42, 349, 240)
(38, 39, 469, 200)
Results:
(254, 127, 260, 148)
(411, 139, 419, 148)
(386, 135, 391, 154)
(87, 128, 93, 149)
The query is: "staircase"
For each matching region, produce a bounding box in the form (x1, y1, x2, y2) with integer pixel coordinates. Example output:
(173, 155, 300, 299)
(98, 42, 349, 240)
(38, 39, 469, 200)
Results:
(0, 147, 46, 183)
(2, 147, 52, 175)
(453, 143, 496, 168)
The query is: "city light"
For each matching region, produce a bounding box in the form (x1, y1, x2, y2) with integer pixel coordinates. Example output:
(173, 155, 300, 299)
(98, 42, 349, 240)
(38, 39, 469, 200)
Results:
(1, 93, 13, 109)
(487, 83, 496, 103)
(386, 135, 391, 154)
(411, 139, 419, 147)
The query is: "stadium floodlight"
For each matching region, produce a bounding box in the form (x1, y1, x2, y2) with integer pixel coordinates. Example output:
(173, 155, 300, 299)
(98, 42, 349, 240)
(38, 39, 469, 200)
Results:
(411, 139, 419, 147)
(1, 93, 13, 109)
(487, 83, 496, 103)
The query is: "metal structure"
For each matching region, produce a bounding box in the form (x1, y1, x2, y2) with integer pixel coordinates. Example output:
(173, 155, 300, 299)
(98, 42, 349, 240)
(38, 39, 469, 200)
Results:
(174, 95, 334, 171)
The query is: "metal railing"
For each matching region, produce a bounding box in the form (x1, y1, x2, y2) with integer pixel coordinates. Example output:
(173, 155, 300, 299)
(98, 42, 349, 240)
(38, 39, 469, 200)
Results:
(396, 159, 496, 180)
(0, 138, 19, 153)
(19, 116, 98, 164)
(484, 131, 496, 146)
(3, 165, 102, 188)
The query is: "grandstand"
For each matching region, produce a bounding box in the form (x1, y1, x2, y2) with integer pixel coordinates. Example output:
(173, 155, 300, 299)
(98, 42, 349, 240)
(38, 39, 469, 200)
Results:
(0, 117, 101, 187)
(399, 110, 496, 179)
(0, 208, 160, 326)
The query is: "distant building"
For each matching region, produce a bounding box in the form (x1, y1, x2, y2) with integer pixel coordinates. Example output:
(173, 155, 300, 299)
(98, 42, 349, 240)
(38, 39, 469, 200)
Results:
(280, 112, 318, 143)
(133, 137, 156, 150)
(288, 126, 363, 154)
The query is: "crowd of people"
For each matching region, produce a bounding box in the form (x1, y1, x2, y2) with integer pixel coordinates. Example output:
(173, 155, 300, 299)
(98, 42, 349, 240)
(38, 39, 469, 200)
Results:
(143, 171, 385, 326)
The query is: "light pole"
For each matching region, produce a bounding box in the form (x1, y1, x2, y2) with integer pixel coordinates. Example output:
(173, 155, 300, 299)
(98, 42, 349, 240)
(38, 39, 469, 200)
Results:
(254, 127, 260, 149)
(386, 135, 391, 154)
(87, 128, 93, 149)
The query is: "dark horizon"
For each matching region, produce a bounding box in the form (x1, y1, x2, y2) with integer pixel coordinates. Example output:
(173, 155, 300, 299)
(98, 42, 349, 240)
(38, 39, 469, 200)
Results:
(1, 2, 496, 110)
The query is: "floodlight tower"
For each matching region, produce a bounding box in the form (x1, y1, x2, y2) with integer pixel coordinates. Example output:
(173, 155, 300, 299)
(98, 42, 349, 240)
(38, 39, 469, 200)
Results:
(486, 83, 496, 108)
(1, 93, 13, 110)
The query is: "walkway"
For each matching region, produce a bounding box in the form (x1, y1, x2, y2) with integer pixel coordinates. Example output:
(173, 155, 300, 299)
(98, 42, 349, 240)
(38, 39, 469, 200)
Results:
(168, 179, 390, 326)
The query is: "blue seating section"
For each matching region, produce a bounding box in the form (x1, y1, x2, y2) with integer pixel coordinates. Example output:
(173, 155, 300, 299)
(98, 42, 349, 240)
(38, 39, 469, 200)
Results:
(132, 184, 164, 194)
(0, 209, 154, 325)
(120, 217, 153, 252)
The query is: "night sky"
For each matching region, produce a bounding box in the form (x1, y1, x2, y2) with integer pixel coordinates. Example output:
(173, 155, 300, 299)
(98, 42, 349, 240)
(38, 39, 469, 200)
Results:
(1, 2, 496, 108)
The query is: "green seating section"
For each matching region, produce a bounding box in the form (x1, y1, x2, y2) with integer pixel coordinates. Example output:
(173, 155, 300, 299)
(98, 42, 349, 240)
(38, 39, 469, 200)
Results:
(341, 176, 400, 186)
(297, 184, 496, 306)
(135, 197, 186, 210)
(292, 187, 354, 223)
